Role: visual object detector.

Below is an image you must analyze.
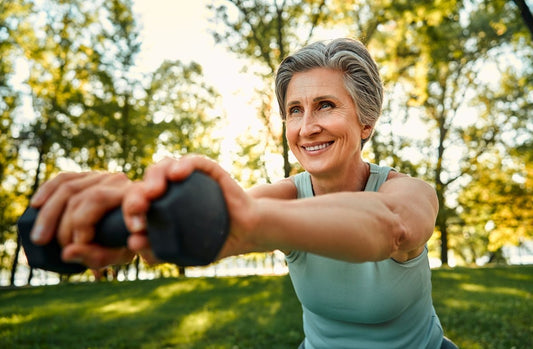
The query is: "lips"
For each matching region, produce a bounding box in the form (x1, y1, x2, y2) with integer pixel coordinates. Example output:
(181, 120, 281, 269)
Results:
(302, 141, 334, 152)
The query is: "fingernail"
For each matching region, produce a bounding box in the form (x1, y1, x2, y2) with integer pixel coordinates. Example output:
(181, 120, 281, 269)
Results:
(131, 215, 146, 233)
(30, 224, 45, 243)
(73, 230, 83, 244)
(30, 192, 43, 206)
(144, 181, 157, 193)
(170, 162, 183, 174)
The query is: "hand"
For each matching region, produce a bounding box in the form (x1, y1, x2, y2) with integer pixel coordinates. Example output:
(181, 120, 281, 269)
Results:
(122, 155, 258, 263)
(30, 171, 135, 269)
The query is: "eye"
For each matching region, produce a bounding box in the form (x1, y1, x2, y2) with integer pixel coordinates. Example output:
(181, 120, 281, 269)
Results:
(318, 101, 334, 110)
(288, 106, 303, 116)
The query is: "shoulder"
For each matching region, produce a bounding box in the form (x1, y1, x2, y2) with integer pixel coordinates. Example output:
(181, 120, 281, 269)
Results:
(383, 171, 435, 194)
(387, 169, 404, 179)
(381, 172, 438, 213)
(247, 178, 297, 200)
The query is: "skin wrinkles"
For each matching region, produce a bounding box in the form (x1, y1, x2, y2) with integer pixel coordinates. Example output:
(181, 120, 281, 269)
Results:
(285, 68, 372, 194)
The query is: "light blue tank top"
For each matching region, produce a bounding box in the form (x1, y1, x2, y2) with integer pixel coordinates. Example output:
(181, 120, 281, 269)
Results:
(287, 164, 443, 349)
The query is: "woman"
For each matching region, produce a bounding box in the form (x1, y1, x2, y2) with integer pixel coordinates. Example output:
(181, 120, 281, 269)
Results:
(30, 38, 456, 348)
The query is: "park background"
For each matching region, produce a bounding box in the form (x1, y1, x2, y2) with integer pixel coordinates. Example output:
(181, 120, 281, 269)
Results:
(0, 0, 532, 348)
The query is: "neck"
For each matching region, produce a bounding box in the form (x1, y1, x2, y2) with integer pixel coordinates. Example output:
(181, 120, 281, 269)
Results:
(310, 160, 370, 195)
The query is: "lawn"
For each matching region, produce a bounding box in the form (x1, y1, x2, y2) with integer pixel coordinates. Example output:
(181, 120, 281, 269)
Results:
(0, 266, 531, 348)
(431, 266, 532, 349)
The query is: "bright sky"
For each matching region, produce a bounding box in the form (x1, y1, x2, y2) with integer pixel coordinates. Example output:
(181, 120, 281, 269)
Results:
(132, 0, 271, 173)
(133, 1, 218, 69)
(131, 2, 261, 121)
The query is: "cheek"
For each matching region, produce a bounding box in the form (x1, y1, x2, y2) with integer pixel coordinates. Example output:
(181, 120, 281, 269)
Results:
(285, 122, 299, 147)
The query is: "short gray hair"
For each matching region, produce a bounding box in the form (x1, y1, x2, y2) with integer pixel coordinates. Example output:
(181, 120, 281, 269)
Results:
(275, 38, 383, 145)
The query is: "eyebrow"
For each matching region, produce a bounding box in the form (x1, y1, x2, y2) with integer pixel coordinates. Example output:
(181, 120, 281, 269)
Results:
(286, 95, 338, 107)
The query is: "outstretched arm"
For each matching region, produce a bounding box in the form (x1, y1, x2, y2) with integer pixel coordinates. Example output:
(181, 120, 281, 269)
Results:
(248, 173, 438, 263)
(124, 156, 438, 264)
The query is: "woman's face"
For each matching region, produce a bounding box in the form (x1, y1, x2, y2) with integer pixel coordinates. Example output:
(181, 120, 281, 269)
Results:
(285, 68, 372, 177)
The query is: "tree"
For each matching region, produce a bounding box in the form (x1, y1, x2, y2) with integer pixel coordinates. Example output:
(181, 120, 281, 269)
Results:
(77, 0, 149, 179)
(146, 60, 222, 160)
(360, 0, 531, 264)
(454, 51, 533, 263)
(230, 128, 272, 187)
(5, 0, 224, 284)
(210, 0, 532, 266)
(513, 0, 533, 39)
(0, 0, 37, 283)
(208, 0, 330, 179)
(455, 150, 532, 264)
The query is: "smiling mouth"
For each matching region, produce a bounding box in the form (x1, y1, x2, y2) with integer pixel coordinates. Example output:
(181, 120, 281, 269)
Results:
(303, 141, 334, 152)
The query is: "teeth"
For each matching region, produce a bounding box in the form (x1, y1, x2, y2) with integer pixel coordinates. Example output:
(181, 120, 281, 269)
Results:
(304, 143, 331, 151)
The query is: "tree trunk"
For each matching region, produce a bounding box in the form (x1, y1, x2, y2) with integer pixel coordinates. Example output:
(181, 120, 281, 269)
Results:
(26, 266, 33, 285)
(435, 112, 449, 266)
(134, 255, 139, 280)
(10, 142, 45, 286)
(440, 222, 449, 266)
(513, 0, 533, 39)
(282, 123, 291, 178)
(9, 235, 21, 286)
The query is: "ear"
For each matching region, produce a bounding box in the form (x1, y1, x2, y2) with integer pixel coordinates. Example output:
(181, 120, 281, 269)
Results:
(361, 124, 373, 139)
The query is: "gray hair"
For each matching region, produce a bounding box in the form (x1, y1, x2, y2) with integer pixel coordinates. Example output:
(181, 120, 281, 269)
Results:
(275, 38, 383, 145)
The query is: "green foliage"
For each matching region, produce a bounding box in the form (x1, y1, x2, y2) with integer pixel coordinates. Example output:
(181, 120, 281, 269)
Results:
(11, 0, 222, 180)
(209, 0, 532, 265)
(231, 128, 271, 187)
(209, 0, 330, 74)
(0, 0, 223, 278)
(0, 0, 34, 268)
(355, 0, 533, 264)
(456, 148, 532, 261)
(1, 267, 532, 348)
(146, 60, 222, 160)
(1, 0, 532, 280)
(208, 0, 333, 178)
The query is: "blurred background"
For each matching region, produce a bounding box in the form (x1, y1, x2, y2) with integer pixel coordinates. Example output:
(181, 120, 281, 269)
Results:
(1, 0, 531, 286)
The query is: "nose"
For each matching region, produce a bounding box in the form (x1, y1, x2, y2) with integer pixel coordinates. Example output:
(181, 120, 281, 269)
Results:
(299, 112, 322, 137)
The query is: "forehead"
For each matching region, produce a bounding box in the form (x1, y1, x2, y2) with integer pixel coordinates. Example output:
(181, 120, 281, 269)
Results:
(286, 68, 347, 102)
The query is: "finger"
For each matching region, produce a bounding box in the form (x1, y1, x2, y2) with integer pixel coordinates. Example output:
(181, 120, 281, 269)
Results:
(168, 155, 228, 185)
(141, 157, 182, 199)
(129, 236, 160, 265)
(57, 184, 128, 247)
(127, 234, 150, 252)
(127, 235, 161, 264)
(122, 181, 150, 234)
(142, 155, 224, 199)
(30, 172, 93, 208)
(62, 244, 134, 270)
(176, 155, 245, 214)
(30, 172, 109, 245)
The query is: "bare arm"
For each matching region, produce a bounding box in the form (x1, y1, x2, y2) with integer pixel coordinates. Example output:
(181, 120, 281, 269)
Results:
(241, 173, 438, 263)
(124, 156, 438, 264)
(247, 178, 297, 200)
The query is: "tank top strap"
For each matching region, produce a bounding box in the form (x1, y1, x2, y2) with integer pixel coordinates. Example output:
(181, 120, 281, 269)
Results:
(292, 164, 394, 197)
(364, 163, 394, 192)
(292, 171, 314, 199)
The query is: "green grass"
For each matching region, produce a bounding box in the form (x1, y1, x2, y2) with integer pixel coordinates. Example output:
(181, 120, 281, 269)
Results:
(0, 266, 532, 348)
(431, 266, 533, 349)
(0, 275, 303, 349)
